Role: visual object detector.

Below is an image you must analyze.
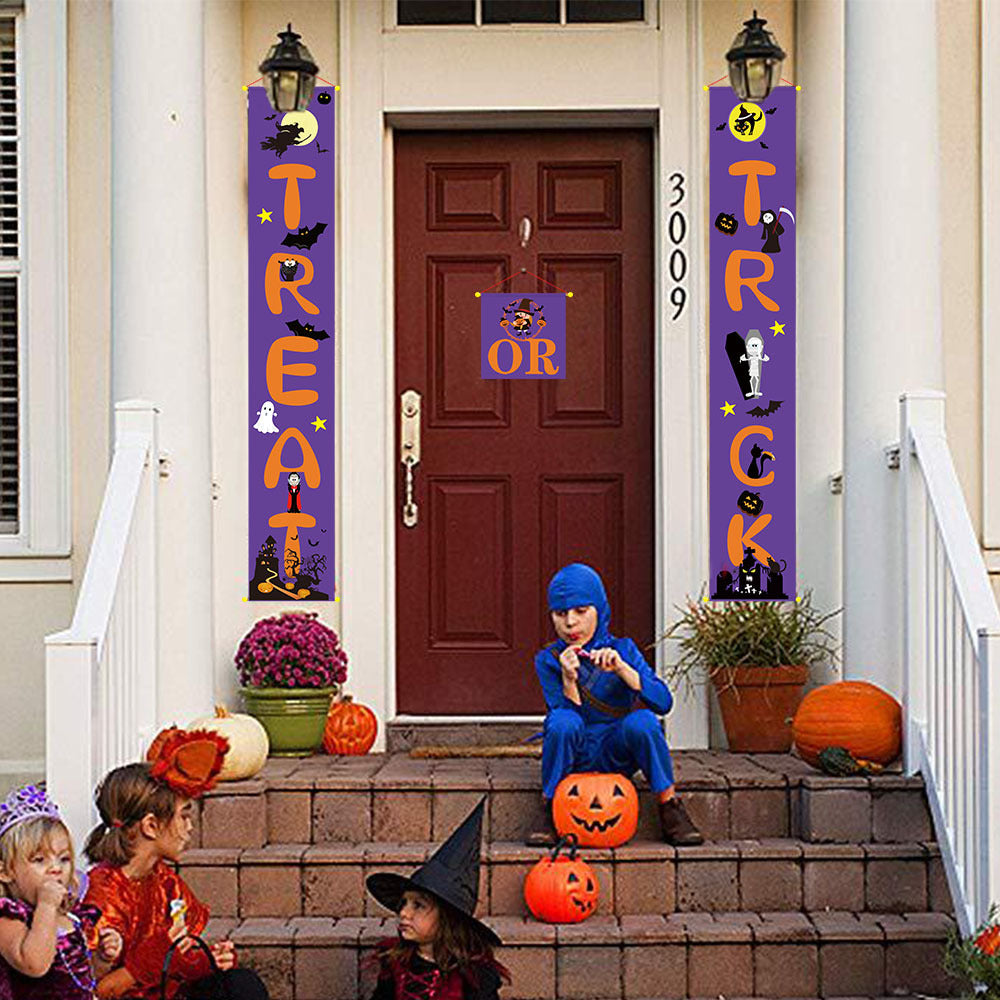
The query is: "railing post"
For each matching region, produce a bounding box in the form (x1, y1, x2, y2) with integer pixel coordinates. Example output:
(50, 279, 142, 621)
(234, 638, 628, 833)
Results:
(900, 391, 947, 774)
(114, 400, 159, 752)
(44, 638, 97, 847)
(983, 628, 1000, 925)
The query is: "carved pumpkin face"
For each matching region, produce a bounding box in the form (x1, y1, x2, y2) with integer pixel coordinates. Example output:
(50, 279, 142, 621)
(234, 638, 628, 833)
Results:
(552, 772, 639, 848)
(738, 490, 764, 515)
(523, 835, 599, 924)
(715, 212, 738, 235)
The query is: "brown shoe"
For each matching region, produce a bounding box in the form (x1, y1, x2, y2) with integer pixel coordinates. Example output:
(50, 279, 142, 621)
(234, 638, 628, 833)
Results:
(525, 798, 558, 847)
(658, 797, 704, 846)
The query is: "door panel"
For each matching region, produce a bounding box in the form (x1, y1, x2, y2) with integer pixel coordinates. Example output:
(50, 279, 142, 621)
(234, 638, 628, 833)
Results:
(395, 129, 654, 715)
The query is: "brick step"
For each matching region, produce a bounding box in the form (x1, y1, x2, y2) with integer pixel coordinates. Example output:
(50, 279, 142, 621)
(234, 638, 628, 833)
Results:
(179, 839, 951, 921)
(207, 911, 960, 1000)
(196, 754, 933, 849)
(386, 721, 543, 752)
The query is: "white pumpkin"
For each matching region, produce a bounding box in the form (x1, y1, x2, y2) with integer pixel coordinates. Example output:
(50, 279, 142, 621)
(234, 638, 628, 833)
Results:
(187, 705, 269, 781)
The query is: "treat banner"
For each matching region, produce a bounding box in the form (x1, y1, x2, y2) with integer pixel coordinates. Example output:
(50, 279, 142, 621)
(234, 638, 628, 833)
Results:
(248, 87, 335, 601)
(709, 87, 796, 600)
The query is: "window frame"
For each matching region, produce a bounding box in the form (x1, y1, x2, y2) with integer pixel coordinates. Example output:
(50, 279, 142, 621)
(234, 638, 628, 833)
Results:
(0, 0, 70, 581)
(390, 0, 656, 30)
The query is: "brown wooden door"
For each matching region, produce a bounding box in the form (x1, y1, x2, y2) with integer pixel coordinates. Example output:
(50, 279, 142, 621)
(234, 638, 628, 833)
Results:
(394, 129, 654, 715)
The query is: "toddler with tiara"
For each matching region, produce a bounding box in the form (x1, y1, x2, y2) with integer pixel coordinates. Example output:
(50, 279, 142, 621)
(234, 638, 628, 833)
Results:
(0, 783, 122, 998)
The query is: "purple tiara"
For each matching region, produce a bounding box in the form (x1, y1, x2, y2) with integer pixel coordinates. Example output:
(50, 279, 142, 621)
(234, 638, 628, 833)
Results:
(0, 784, 62, 839)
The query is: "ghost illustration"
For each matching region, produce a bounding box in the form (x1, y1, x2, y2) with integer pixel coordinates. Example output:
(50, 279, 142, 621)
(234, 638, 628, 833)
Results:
(253, 400, 279, 434)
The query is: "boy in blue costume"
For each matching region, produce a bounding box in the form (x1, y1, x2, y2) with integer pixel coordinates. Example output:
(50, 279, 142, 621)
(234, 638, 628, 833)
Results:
(527, 563, 703, 847)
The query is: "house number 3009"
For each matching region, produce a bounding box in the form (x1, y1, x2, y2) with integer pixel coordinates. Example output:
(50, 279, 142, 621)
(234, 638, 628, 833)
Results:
(667, 171, 687, 321)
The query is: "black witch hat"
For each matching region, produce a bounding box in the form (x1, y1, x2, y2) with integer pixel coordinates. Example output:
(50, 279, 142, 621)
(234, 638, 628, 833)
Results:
(365, 797, 500, 947)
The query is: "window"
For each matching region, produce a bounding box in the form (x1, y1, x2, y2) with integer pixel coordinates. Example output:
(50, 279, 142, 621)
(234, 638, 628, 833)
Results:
(397, 0, 645, 26)
(0, 0, 69, 579)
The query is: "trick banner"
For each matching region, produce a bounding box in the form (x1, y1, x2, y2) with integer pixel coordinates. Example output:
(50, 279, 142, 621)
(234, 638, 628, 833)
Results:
(709, 87, 795, 600)
(248, 87, 335, 601)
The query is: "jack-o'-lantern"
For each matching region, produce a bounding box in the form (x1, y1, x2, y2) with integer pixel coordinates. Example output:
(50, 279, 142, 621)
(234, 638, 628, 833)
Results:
(523, 834, 599, 924)
(738, 490, 764, 516)
(552, 772, 638, 848)
(323, 695, 378, 756)
(715, 211, 739, 235)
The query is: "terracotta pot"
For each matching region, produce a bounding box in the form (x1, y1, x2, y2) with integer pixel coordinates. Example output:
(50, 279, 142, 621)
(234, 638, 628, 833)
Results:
(711, 664, 809, 753)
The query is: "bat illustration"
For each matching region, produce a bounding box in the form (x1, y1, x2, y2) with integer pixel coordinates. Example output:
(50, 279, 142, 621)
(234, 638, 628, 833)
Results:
(286, 319, 330, 341)
(265, 114, 277, 120)
(320, 528, 327, 533)
(281, 222, 328, 250)
(316, 143, 329, 154)
(765, 107, 777, 115)
(747, 399, 784, 416)
(291, 534, 298, 541)
(715, 122, 726, 131)
(307, 538, 319, 547)
(759, 142, 769, 149)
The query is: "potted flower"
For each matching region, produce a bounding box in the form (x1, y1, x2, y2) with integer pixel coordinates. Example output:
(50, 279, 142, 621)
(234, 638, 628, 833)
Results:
(235, 611, 348, 757)
(659, 590, 840, 752)
(944, 904, 1000, 998)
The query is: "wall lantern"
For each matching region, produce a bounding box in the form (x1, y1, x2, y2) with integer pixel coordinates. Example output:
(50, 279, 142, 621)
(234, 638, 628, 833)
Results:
(725, 10, 785, 101)
(258, 23, 318, 112)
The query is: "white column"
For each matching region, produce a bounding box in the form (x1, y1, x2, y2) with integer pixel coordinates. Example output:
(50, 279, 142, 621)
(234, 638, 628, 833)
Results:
(111, 0, 213, 726)
(843, 0, 943, 696)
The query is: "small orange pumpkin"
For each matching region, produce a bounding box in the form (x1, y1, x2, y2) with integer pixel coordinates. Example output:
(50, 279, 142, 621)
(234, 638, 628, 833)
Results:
(523, 834, 599, 924)
(552, 772, 639, 848)
(792, 680, 902, 767)
(323, 695, 378, 755)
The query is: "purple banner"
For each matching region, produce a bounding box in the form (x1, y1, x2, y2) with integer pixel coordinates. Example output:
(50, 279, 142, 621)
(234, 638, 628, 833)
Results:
(248, 88, 335, 601)
(480, 293, 567, 379)
(709, 88, 796, 600)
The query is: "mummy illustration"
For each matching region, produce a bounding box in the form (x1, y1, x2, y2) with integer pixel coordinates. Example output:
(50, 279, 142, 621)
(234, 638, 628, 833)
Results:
(739, 332, 769, 398)
(253, 400, 279, 433)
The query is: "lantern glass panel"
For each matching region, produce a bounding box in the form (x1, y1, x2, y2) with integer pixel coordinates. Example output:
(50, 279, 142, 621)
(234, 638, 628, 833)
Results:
(745, 57, 770, 99)
(273, 71, 300, 112)
(297, 74, 316, 111)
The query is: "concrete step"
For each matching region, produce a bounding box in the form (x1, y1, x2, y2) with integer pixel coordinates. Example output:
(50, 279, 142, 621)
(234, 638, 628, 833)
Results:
(206, 911, 961, 1000)
(178, 839, 951, 921)
(195, 753, 934, 848)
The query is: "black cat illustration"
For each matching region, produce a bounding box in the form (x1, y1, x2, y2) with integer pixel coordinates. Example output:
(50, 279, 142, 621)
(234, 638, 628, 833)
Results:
(764, 556, 788, 599)
(746, 443, 774, 479)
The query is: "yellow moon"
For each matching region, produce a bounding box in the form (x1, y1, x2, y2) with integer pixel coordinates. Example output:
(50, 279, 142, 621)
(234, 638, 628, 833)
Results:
(281, 110, 318, 146)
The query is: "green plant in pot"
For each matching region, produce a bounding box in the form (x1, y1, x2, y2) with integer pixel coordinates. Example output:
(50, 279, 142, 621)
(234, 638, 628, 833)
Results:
(659, 591, 840, 752)
(235, 611, 349, 757)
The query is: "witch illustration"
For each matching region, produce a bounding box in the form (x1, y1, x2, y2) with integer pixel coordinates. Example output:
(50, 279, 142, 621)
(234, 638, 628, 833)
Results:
(760, 208, 784, 253)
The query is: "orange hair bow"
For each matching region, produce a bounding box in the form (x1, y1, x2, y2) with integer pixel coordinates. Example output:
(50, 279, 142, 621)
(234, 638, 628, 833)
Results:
(146, 727, 230, 798)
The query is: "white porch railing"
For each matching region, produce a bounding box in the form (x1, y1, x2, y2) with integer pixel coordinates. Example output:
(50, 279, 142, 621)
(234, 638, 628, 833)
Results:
(44, 400, 159, 843)
(900, 390, 1000, 935)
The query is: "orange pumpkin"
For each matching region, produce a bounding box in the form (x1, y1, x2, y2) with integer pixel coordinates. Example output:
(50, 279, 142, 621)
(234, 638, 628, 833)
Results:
(552, 772, 638, 848)
(523, 834, 599, 924)
(323, 695, 378, 755)
(792, 681, 902, 767)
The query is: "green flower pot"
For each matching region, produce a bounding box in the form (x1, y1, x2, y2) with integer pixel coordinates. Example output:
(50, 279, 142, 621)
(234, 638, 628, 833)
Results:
(241, 686, 338, 757)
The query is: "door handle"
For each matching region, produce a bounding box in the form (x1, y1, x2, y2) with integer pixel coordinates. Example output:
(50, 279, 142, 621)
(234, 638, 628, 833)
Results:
(400, 389, 421, 528)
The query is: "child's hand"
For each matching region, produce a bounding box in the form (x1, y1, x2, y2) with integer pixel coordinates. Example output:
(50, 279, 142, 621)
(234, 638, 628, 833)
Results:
(558, 645, 581, 684)
(167, 920, 194, 955)
(97, 928, 122, 963)
(35, 878, 67, 911)
(211, 940, 236, 971)
(589, 647, 624, 674)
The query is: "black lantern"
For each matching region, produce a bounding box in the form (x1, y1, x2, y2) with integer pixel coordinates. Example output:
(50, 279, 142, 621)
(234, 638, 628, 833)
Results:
(726, 10, 785, 101)
(259, 24, 319, 112)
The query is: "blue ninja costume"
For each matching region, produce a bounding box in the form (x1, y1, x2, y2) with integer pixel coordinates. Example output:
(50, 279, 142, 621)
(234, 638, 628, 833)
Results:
(536, 563, 676, 800)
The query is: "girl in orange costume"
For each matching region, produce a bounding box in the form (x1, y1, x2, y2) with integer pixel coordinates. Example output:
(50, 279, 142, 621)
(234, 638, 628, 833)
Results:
(83, 733, 268, 999)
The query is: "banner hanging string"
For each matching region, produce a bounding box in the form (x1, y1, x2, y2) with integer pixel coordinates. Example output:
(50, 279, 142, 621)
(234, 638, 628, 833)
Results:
(475, 267, 573, 297)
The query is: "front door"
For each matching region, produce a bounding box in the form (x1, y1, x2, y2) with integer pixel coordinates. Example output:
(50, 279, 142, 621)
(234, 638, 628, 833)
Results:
(394, 128, 654, 715)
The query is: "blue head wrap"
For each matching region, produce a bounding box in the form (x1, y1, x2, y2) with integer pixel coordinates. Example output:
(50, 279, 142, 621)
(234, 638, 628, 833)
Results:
(546, 563, 612, 649)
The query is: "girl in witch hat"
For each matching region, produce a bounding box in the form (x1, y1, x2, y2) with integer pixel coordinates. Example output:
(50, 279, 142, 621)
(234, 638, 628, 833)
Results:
(366, 799, 509, 1000)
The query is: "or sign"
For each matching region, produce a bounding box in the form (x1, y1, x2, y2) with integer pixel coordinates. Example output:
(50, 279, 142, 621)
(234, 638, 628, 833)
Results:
(248, 88, 335, 601)
(709, 89, 796, 600)
(480, 293, 566, 379)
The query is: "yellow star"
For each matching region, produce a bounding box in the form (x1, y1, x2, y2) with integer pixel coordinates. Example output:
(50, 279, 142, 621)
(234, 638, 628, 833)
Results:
(257, 208, 273, 224)
(311, 416, 327, 431)
(720, 401, 735, 417)
(770, 321, 786, 336)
